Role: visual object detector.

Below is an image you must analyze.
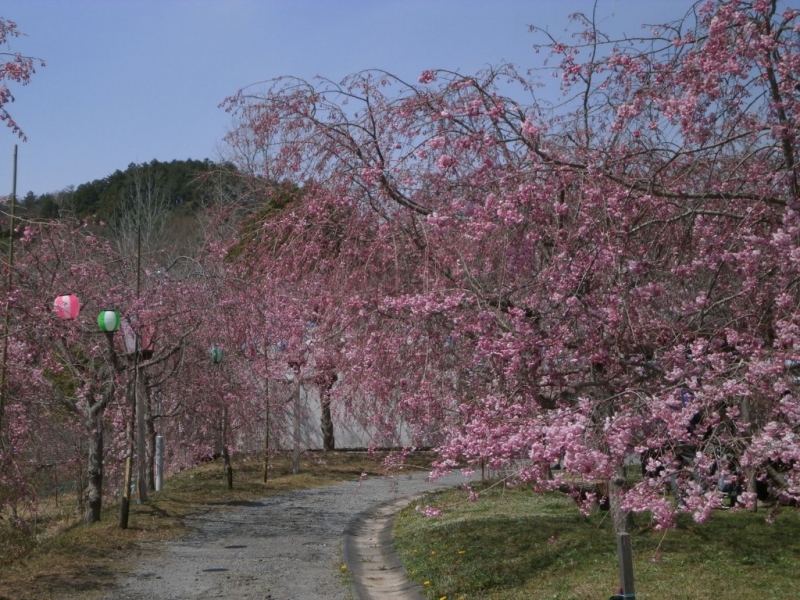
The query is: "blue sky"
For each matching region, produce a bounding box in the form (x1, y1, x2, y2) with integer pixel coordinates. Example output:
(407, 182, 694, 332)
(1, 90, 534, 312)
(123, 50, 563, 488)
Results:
(1, 1, 696, 197)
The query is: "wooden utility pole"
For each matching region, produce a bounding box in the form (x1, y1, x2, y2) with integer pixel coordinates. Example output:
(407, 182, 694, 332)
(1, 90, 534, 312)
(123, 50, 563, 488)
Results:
(134, 221, 148, 504)
(262, 343, 270, 483)
(118, 376, 135, 528)
(0, 144, 17, 441)
(120, 217, 144, 527)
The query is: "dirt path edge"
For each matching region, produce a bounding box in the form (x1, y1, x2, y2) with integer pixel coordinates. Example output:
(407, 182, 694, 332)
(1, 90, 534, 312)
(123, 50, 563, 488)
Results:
(343, 494, 427, 600)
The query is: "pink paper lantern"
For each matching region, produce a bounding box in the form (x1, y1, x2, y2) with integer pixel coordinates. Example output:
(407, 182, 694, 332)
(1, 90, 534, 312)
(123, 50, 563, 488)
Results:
(54, 294, 81, 319)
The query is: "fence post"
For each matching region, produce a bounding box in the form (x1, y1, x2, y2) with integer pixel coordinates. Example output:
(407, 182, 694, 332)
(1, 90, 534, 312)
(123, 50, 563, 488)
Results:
(616, 532, 635, 598)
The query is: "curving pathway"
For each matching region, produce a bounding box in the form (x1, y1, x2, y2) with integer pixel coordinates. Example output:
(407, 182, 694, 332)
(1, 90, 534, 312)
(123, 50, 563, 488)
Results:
(343, 494, 430, 600)
(102, 471, 467, 600)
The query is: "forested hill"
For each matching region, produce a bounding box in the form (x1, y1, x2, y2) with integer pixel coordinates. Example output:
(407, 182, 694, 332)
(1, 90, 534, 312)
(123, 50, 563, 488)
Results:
(19, 158, 237, 220)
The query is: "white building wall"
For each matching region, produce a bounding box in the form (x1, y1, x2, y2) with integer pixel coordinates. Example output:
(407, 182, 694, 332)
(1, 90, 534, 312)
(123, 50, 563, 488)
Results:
(270, 380, 415, 450)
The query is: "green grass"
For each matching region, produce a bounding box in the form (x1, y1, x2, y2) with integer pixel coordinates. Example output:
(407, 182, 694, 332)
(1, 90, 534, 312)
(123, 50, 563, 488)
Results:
(393, 483, 800, 600)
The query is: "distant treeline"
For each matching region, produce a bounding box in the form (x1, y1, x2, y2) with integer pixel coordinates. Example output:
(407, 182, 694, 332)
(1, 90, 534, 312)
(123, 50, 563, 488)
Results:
(19, 159, 240, 221)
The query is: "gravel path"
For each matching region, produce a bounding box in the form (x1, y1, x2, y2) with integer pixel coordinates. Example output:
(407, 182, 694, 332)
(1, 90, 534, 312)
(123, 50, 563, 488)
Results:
(102, 471, 467, 600)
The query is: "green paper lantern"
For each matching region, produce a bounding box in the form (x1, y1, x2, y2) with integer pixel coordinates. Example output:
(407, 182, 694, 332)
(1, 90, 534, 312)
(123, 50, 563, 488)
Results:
(98, 310, 120, 332)
(210, 345, 223, 364)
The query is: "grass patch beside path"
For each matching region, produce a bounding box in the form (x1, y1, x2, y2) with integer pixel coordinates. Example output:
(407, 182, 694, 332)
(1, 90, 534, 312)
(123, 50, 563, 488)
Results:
(393, 483, 800, 600)
(1, 451, 431, 600)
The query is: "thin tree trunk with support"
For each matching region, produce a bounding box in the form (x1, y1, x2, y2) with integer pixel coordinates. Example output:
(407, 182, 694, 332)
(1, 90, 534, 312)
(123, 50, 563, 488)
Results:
(145, 379, 156, 492)
(263, 377, 270, 483)
(288, 361, 302, 475)
(221, 405, 233, 489)
(135, 366, 148, 503)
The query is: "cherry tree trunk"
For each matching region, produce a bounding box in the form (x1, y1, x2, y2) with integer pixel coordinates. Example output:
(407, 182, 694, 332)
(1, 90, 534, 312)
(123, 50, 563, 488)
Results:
(84, 412, 104, 524)
(320, 397, 335, 452)
(292, 381, 301, 474)
(146, 390, 156, 492)
(740, 396, 759, 511)
(319, 372, 336, 452)
(222, 445, 233, 490)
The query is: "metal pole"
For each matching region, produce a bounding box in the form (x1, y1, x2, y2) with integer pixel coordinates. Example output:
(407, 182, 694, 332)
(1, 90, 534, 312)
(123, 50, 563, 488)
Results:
(155, 434, 164, 491)
(616, 532, 636, 599)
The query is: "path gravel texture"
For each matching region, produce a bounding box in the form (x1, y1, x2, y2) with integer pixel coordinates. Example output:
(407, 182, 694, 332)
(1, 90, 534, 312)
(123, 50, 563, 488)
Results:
(102, 471, 468, 600)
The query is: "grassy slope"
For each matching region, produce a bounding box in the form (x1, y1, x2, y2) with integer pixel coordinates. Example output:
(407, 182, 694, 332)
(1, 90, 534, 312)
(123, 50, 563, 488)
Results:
(0, 451, 423, 600)
(393, 483, 800, 600)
